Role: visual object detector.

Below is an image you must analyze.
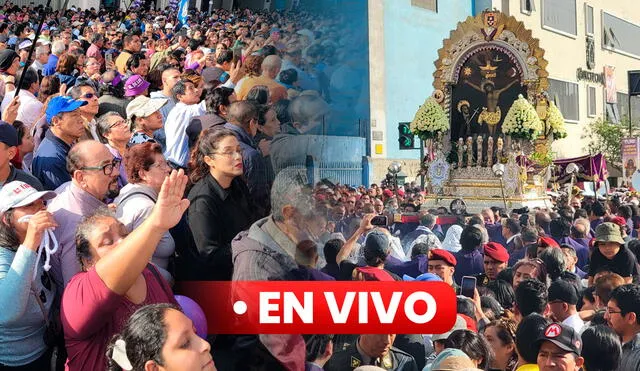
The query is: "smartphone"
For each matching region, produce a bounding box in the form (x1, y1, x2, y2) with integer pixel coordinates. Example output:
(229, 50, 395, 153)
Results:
(371, 215, 388, 226)
(106, 53, 113, 65)
(460, 276, 477, 298)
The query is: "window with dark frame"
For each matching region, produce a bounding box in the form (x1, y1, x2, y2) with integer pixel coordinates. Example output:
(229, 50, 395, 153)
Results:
(521, 0, 535, 14)
(548, 78, 580, 122)
(587, 86, 597, 117)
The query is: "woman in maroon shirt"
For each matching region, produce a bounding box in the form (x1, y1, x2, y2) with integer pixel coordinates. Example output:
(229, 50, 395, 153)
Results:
(60, 170, 190, 371)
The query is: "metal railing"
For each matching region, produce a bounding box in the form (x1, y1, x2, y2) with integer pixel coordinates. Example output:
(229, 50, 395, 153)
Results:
(276, 155, 372, 187)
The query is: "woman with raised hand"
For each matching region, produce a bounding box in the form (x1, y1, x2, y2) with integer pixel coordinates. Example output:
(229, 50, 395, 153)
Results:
(115, 142, 175, 284)
(106, 303, 216, 371)
(0, 181, 58, 368)
(61, 170, 190, 371)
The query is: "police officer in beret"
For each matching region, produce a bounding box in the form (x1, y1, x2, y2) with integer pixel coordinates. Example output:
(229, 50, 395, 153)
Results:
(324, 334, 419, 371)
(476, 242, 509, 287)
(428, 249, 458, 292)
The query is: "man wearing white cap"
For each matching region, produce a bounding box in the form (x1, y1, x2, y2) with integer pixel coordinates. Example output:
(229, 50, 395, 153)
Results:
(126, 95, 168, 147)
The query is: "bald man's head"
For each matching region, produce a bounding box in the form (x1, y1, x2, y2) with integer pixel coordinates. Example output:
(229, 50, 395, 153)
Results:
(572, 219, 588, 238)
(261, 55, 282, 79)
(66, 140, 111, 174)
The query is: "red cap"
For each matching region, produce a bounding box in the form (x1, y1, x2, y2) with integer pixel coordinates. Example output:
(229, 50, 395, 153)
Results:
(483, 242, 509, 263)
(538, 236, 560, 249)
(397, 189, 405, 197)
(611, 216, 627, 228)
(458, 314, 477, 332)
(430, 249, 457, 266)
(383, 189, 393, 197)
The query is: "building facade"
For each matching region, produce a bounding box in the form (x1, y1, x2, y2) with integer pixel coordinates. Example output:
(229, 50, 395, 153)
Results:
(472, 0, 640, 159)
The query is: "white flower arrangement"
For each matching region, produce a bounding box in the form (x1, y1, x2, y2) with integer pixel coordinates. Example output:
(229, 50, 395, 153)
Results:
(545, 101, 567, 139)
(410, 97, 449, 140)
(502, 94, 543, 141)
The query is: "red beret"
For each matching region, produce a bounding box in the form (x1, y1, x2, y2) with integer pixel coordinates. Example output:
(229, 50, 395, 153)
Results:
(483, 242, 509, 263)
(430, 249, 457, 266)
(538, 236, 560, 249)
(383, 189, 393, 197)
(611, 216, 627, 228)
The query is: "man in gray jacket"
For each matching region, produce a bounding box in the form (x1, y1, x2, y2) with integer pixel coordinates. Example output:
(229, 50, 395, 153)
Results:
(231, 171, 320, 370)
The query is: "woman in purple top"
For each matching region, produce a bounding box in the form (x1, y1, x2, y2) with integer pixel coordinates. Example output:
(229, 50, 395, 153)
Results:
(61, 170, 188, 371)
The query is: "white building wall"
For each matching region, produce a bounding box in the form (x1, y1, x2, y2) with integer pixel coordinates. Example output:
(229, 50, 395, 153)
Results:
(503, 0, 640, 158)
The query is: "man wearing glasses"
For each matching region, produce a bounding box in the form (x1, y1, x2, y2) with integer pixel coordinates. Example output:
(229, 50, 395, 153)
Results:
(32, 96, 88, 190)
(69, 83, 101, 141)
(606, 284, 640, 369)
(47, 140, 121, 289)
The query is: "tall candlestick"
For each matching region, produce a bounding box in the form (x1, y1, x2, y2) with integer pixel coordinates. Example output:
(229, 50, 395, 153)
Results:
(457, 138, 464, 168)
(476, 136, 484, 167)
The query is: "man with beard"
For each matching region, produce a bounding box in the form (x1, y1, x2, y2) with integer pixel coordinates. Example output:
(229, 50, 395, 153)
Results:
(47, 140, 121, 289)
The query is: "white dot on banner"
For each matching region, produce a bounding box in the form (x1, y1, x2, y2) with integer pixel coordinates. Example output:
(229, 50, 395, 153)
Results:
(233, 300, 247, 315)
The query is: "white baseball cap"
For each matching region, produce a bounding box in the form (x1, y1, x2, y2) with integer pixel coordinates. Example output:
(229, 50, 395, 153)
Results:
(0, 181, 56, 214)
(126, 96, 168, 119)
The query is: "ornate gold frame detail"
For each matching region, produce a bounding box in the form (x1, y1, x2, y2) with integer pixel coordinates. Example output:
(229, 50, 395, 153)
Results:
(432, 10, 550, 141)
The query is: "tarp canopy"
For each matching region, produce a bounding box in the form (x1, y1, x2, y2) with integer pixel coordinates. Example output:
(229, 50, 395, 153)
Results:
(552, 153, 609, 184)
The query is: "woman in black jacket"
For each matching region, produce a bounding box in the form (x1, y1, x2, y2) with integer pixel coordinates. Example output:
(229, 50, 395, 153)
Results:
(180, 127, 256, 281)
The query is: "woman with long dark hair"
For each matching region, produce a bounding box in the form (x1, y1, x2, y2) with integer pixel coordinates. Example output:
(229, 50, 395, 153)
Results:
(106, 304, 216, 371)
(444, 329, 494, 370)
(178, 128, 255, 281)
(483, 318, 518, 371)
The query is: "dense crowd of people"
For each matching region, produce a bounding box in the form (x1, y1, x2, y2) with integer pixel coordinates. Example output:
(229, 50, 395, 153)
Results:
(1, 2, 640, 371)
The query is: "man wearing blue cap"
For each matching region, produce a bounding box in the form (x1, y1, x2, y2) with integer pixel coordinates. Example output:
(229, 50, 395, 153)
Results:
(32, 96, 88, 190)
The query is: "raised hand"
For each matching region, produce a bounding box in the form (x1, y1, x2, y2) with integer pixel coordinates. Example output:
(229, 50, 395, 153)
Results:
(359, 213, 376, 232)
(150, 169, 190, 230)
(229, 59, 245, 84)
(22, 211, 58, 252)
(2, 96, 20, 124)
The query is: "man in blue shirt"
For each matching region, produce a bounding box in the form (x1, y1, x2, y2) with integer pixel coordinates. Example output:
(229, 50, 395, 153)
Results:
(32, 96, 87, 190)
(42, 40, 64, 77)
